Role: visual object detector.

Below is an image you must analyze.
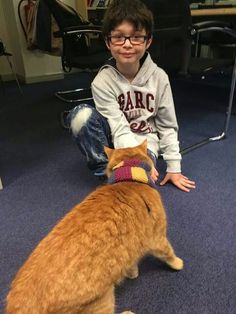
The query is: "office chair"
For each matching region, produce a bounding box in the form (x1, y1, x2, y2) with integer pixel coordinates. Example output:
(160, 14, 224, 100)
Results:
(41, 0, 110, 104)
(142, 0, 236, 154)
(40, 0, 111, 128)
(0, 39, 23, 95)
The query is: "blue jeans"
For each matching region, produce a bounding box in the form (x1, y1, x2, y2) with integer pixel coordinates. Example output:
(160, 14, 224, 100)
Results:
(67, 103, 157, 175)
(67, 103, 113, 175)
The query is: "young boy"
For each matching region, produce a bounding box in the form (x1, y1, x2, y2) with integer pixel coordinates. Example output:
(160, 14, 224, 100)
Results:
(68, 0, 195, 192)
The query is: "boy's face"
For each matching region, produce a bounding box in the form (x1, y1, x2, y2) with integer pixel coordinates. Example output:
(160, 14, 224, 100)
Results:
(106, 20, 152, 69)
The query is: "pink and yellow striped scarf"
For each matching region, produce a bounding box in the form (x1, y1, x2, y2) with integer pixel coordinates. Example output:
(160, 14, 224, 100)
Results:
(108, 159, 156, 188)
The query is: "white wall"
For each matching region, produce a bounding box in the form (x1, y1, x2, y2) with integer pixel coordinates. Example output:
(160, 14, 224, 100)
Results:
(0, 0, 76, 83)
(0, 0, 15, 80)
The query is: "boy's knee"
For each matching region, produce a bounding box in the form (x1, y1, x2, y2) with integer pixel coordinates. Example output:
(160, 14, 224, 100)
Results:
(70, 105, 94, 136)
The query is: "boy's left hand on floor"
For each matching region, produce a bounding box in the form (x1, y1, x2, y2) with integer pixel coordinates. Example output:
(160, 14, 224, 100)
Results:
(160, 173, 196, 192)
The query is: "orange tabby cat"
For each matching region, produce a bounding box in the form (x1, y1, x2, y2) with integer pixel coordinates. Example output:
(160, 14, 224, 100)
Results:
(5, 140, 183, 314)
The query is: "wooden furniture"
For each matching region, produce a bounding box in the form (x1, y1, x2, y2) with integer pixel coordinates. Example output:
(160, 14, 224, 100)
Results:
(76, 1, 236, 20)
(75, 0, 109, 21)
(191, 7, 236, 16)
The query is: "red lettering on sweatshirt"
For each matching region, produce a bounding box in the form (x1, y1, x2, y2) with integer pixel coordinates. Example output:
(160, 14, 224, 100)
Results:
(118, 94, 125, 111)
(134, 91, 145, 109)
(130, 120, 153, 133)
(124, 91, 134, 110)
(146, 93, 154, 112)
(118, 91, 154, 113)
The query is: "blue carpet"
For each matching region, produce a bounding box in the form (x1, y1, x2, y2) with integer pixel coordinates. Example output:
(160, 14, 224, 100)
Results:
(0, 73, 235, 314)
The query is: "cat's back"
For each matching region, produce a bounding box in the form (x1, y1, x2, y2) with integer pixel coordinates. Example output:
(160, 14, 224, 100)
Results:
(6, 182, 164, 314)
(75, 182, 165, 246)
(79, 181, 163, 224)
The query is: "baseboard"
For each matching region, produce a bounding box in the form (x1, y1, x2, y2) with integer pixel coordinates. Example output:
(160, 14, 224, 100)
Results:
(0, 72, 64, 84)
(0, 73, 15, 82)
(22, 73, 64, 84)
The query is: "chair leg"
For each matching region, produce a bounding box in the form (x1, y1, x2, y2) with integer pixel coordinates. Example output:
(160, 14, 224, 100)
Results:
(60, 110, 70, 129)
(181, 56, 236, 155)
(221, 55, 236, 136)
(55, 88, 93, 103)
(5, 55, 23, 95)
(0, 74, 5, 94)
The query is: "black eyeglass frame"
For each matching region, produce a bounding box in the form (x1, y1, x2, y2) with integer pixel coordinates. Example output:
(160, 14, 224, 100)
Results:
(107, 35, 151, 46)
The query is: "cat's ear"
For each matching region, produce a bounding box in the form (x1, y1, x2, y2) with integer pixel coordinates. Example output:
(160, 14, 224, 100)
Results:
(139, 139, 148, 152)
(104, 146, 113, 158)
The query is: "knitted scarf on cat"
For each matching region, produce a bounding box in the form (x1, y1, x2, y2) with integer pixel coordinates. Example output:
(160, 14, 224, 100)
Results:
(107, 159, 156, 188)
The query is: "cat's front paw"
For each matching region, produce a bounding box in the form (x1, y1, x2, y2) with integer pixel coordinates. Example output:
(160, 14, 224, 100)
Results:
(168, 257, 184, 270)
(121, 312, 136, 314)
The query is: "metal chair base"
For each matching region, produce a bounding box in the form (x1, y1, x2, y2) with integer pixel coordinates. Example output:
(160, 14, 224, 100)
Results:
(5, 54, 23, 95)
(180, 132, 226, 155)
(55, 88, 93, 103)
(55, 87, 93, 128)
(181, 55, 236, 155)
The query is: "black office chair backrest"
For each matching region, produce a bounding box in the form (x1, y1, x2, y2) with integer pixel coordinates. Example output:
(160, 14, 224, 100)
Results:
(41, 0, 88, 57)
(41, 0, 85, 29)
(142, 0, 192, 75)
(0, 40, 5, 56)
(41, 0, 110, 71)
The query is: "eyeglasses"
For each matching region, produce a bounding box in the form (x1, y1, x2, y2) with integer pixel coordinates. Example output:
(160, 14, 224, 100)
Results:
(108, 35, 149, 46)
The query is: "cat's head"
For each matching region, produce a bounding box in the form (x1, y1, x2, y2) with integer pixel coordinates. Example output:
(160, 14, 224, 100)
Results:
(104, 140, 154, 177)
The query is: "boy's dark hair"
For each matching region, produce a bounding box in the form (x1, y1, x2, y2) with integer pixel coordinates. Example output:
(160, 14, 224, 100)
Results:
(102, 0, 154, 38)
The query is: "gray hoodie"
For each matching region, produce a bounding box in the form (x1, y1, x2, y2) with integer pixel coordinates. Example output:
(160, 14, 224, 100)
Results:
(91, 52, 182, 173)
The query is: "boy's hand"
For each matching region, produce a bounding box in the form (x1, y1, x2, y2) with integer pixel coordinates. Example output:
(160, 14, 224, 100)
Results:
(160, 173, 196, 192)
(151, 167, 159, 182)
